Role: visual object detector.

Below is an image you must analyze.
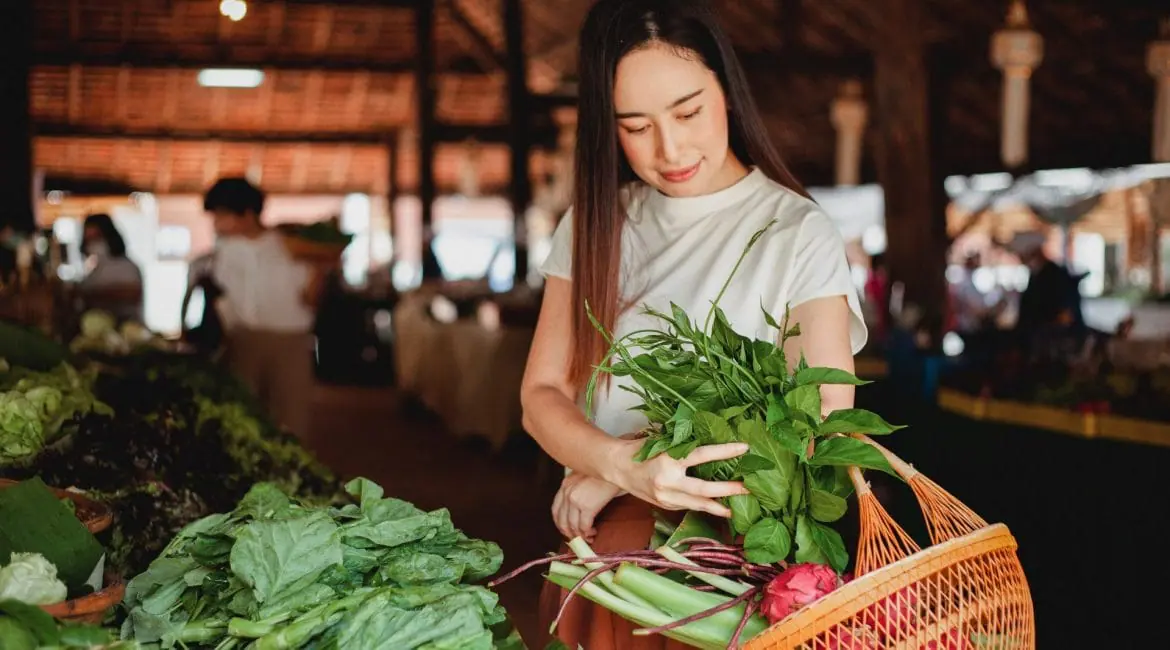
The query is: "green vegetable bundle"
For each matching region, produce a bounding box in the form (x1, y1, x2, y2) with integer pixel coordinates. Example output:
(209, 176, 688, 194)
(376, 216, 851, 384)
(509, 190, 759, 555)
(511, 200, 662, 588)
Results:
(584, 223, 904, 573)
(0, 599, 137, 650)
(0, 363, 109, 465)
(285, 220, 353, 246)
(122, 478, 510, 649)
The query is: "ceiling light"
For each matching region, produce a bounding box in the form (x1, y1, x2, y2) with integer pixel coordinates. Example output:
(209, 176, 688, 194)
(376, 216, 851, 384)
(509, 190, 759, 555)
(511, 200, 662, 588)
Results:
(219, 0, 247, 22)
(198, 68, 264, 88)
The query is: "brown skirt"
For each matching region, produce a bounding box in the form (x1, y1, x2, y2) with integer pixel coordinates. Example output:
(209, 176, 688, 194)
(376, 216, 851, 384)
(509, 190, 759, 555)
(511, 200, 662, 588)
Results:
(538, 496, 692, 650)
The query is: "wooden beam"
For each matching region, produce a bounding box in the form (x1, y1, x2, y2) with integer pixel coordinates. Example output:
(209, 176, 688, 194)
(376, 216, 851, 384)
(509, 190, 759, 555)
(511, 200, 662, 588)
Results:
(416, 0, 438, 267)
(116, 66, 131, 123)
(266, 2, 287, 47)
(163, 69, 181, 128)
(311, 6, 334, 52)
(67, 64, 82, 123)
(203, 141, 223, 187)
(32, 47, 462, 74)
(871, 0, 948, 340)
(291, 144, 312, 193)
(505, 0, 531, 284)
(156, 142, 173, 194)
(247, 145, 266, 185)
(302, 71, 325, 129)
(444, 0, 504, 68)
(31, 122, 561, 147)
(331, 146, 354, 189)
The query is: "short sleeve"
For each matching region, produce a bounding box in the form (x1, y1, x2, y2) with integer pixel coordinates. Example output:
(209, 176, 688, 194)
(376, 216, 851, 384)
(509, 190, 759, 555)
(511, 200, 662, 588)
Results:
(788, 211, 869, 354)
(540, 209, 573, 280)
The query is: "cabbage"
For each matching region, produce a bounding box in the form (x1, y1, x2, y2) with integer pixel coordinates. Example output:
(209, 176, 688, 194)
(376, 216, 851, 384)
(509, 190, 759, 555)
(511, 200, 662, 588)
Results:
(79, 310, 116, 339)
(0, 553, 67, 605)
(0, 393, 44, 464)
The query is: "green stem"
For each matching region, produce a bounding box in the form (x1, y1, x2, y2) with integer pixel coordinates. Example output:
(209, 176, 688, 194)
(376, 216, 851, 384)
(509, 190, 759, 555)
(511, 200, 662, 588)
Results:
(614, 564, 769, 642)
(702, 221, 776, 337)
(655, 546, 752, 597)
(546, 566, 727, 650)
(568, 538, 659, 611)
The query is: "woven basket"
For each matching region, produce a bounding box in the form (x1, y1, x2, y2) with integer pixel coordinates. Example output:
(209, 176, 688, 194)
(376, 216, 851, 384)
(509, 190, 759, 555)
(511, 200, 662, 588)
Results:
(744, 436, 1034, 650)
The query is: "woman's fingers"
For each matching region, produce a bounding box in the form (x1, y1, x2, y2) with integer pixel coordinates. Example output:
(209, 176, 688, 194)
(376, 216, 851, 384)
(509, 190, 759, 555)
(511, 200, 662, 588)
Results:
(666, 492, 733, 518)
(677, 476, 749, 499)
(679, 442, 750, 468)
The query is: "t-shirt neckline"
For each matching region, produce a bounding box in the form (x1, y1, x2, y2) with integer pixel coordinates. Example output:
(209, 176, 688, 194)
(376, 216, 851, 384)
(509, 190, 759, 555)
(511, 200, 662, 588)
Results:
(645, 167, 767, 222)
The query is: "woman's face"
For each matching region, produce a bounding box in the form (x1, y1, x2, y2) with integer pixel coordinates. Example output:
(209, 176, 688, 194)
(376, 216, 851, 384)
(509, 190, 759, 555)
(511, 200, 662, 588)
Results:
(613, 43, 743, 198)
(83, 224, 102, 244)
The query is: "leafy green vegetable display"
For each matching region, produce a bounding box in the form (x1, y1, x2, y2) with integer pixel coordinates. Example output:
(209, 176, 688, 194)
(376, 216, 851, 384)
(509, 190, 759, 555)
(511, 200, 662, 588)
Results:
(122, 478, 507, 650)
(281, 219, 353, 246)
(583, 223, 904, 573)
(1, 352, 340, 576)
(0, 598, 138, 650)
(0, 363, 108, 466)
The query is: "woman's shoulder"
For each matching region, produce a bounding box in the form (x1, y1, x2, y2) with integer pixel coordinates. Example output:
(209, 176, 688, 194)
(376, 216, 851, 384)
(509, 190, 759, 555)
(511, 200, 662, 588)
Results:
(744, 177, 840, 246)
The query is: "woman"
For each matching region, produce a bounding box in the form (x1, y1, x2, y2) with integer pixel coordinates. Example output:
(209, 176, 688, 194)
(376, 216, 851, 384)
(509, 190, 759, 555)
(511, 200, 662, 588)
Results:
(78, 213, 144, 322)
(521, 1, 867, 647)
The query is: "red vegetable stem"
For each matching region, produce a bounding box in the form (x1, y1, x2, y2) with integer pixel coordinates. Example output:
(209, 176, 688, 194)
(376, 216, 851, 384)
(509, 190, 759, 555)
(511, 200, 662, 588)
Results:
(489, 552, 576, 586)
(728, 597, 761, 650)
(553, 561, 622, 630)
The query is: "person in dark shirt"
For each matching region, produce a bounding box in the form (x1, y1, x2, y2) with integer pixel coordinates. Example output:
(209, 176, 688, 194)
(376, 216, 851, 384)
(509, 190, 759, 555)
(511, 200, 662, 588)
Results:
(1008, 231, 1086, 357)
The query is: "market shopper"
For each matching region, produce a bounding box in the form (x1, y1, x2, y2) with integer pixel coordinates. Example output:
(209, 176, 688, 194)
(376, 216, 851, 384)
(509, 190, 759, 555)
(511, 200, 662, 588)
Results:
(519, 1, 867, 646)
(197, 177, 329, 438)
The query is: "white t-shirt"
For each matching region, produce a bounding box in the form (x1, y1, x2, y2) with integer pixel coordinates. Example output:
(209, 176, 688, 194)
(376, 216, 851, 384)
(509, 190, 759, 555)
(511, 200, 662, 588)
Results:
(211, 232, 314, 334)
(540, 168, 867, 438)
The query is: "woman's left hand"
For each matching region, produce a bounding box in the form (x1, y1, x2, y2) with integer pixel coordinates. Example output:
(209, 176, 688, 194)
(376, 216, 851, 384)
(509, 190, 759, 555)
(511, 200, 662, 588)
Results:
(552, 473, 626, 542)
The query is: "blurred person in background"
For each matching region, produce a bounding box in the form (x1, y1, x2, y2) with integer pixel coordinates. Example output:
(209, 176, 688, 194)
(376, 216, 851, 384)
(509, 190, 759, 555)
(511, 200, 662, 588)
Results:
(77, 213, 143, 322)
(196, 177, 331, 437)
(1007, 230, 1086, 358)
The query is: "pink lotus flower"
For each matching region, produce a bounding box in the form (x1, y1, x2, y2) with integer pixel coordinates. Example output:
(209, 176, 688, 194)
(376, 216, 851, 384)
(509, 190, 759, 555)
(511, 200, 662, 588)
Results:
(760, 563, 846, 624)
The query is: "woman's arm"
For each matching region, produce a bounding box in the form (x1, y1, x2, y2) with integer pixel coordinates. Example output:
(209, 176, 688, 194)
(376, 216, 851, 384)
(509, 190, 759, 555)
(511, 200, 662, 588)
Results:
(784, 295, 857, 414)
(520, 277, 629, 480)
(521, 277, 749, 517)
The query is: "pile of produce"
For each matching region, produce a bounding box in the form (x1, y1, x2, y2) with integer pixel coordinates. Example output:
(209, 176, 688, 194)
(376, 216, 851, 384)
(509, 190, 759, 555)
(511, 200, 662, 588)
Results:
(122, 478, 517, 650)
(1, 340, 340, 576)
(69, 310, 170, 357)
(280, 217, 354, 247)
(499, 224, 906, 648)
(0, 362, 108, 465)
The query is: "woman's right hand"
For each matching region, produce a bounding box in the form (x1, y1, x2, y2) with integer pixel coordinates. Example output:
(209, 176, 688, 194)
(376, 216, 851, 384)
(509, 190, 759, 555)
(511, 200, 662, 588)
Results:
(607, 440, 751, 518)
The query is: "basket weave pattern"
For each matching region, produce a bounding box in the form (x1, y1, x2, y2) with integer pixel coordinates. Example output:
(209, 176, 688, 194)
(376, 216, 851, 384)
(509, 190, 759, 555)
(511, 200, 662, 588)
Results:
(744, 437, 1035, 650)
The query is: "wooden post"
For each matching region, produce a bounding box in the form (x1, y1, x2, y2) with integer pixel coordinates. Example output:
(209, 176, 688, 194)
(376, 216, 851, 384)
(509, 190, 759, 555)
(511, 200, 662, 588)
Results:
(415, 1, 440, 280)
(871, 0, 948, 343)
(0, 0, 34, 233)
(504, 0, 531, 286)
(387, 134, 399, 252)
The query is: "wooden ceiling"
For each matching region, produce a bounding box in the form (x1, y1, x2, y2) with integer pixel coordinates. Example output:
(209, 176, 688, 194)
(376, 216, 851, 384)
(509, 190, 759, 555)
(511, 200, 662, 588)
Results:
(29, 0, 1168, 196)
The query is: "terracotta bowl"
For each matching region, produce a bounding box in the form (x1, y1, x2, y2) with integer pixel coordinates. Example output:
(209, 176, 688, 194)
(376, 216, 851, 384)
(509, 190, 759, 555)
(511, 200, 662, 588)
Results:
(0, 478, 113, 534)
(39, 572, 126, 625)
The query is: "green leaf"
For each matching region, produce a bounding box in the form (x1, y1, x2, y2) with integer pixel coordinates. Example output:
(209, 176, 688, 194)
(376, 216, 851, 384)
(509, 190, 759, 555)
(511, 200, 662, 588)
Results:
(693, 411, 735, 444)
(784, 385, 821, 424)
(794, 367, 870, 387)
(744, 470, 789, 512)
(671, 302, 694, 338)
(819, 409, 906, 436)
(669, 403, 695, 445)
(718, 404, 750, 421)
(809, 437, 898, 477)
(737, 417, 797, 490)
(808, 488, 848, 523)
(665, 439, 700, 460)
(788, 468, 806, 516)
(794, 515, 828, 566)
(736, 454, 776, 473)
(770, 422, 808, 458)
(728, 494, 763, 535)
(230, 512, 344, 605)
(635, 436, 672, 462)
(688, 381, 723, 412)
(811, 521, 850, 573)
(811, 465, 855, 499)
(743, 518, 791, 564)
(761, 302, 782, 331)
(765, 393, 787, 428)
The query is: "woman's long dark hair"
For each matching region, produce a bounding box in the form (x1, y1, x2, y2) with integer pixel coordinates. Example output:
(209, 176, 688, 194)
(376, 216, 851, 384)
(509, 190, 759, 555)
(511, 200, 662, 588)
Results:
(568, 0, 809, 389)
(81, 213, 128, 258)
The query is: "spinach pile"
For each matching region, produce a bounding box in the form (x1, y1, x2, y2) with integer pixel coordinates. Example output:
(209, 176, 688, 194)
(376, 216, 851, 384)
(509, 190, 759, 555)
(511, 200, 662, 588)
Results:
(0, 363, 108, 466)
(585, 224, 904, 573)
(122, 478, 511, 650)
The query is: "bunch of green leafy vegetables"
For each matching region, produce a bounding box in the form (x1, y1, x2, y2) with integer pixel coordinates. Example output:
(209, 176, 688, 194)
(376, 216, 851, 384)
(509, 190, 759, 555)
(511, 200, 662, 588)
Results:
(122, 478, 513, 650)
(584, 223, 905, 574)
(0, 362, 109, 466)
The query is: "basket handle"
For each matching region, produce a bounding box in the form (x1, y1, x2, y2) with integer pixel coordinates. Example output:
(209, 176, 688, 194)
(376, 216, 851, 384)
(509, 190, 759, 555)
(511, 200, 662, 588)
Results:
(846, 434, 990, 577)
